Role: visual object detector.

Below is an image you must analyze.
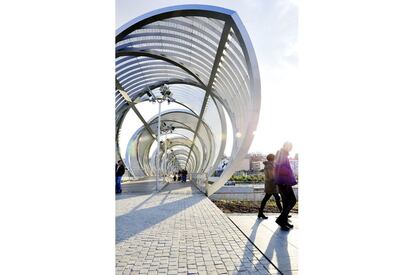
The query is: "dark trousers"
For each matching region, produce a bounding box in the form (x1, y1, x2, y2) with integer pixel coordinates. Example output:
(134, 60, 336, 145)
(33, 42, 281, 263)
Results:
(276, 185, 297, 224)
(116, 176, 122, 193)
(259, 193, 283, 213)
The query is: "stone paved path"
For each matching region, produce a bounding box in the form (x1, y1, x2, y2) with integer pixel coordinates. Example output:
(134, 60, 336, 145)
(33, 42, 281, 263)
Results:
(227, 214, 298, 275)
(116, 182, 281, 274)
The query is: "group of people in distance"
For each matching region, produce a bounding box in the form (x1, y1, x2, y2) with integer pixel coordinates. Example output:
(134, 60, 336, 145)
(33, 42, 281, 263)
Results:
(258, 141, 297, 231)
(173, 169, 188, 182)
(115, 158, 190, 194)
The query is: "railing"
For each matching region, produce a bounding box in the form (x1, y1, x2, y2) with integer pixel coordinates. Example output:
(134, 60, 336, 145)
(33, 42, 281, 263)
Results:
(120, 176, 155, 183)
(120, 175, 171, 192)
(210, 187, 264, 201)
(210, 184, 299, 201)
(189, 173, 208, 195)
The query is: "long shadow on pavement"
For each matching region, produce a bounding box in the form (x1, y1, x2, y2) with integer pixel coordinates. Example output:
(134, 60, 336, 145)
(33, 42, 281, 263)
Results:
(115, 181, 170, 201)
(236, 218, 288, 274)
(237, 219, 276, 274)
(258, 228, 292, 274)
(116, 192, 202, 244)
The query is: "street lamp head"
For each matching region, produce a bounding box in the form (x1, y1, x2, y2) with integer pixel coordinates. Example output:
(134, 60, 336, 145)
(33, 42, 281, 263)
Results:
(160, 84, 169, 95)
(160, 84, 175, 103)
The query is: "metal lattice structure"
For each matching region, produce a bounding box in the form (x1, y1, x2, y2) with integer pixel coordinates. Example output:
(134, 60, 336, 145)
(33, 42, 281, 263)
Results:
(116, 5, 260, 196)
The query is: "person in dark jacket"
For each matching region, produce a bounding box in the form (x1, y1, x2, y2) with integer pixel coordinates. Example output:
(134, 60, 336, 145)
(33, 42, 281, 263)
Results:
(181, 169, 187, 182)
(258, 154, 283, 219)
(115, 160, 125, 194)
(177, 170, 182, 182)
(274, 142, 297, 230)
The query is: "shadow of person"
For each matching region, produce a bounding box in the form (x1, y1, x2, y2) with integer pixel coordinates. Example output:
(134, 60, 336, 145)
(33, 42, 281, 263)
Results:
(236, 218, 265, 273)
(249, 218, 264, 242)
(258, 228, 292, 274)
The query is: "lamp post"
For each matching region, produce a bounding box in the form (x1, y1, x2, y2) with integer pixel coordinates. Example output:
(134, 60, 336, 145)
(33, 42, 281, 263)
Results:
(147, 84, 174, 191)
(160, 123, 175, 183)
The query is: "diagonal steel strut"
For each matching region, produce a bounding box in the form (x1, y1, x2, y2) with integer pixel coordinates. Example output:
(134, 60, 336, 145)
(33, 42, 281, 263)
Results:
(184, 21, 232, 170)
(116, 79, 156, 139)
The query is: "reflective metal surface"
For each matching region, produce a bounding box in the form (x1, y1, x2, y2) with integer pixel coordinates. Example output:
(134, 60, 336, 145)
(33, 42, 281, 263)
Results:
(116, 5, 260, 195)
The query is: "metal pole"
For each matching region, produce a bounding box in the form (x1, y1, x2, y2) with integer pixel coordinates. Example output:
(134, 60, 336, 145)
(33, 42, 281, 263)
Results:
(156, 101, 161, 191)
(164, 135, 167, 183)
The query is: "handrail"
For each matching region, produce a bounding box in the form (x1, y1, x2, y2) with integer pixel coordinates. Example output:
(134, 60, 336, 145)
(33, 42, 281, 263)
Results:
(189, 173, 208, 195)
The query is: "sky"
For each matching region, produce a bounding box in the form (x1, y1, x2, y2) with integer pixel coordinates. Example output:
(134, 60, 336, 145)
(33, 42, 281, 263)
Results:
(116, 0, 299, 157)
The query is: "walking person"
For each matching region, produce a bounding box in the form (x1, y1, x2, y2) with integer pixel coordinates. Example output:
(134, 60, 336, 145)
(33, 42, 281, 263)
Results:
(178, 170, 182, 182)
(115, 159, 125, 194)
(274, 142, 297, 230)
(258, 154, 283, 219)
(182, 169, 187, 183)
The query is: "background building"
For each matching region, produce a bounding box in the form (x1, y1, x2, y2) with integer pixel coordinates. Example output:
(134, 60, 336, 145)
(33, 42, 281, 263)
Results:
(251, 161, 265, 171)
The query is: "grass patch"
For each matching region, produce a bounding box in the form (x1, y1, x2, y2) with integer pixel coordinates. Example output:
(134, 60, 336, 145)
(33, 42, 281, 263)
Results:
(212, 199, 298, 214)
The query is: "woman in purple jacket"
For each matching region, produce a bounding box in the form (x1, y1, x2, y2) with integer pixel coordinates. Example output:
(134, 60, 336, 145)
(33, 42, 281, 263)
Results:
(274, 142, 297, 231)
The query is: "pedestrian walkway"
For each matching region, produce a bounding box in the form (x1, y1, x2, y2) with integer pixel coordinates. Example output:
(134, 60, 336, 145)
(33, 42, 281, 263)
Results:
(228, 214, 298, 275)
(116, 182, 281, 274)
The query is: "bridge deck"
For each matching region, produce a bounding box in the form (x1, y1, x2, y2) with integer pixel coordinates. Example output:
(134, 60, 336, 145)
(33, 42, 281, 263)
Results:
(116, 182, 297, 274)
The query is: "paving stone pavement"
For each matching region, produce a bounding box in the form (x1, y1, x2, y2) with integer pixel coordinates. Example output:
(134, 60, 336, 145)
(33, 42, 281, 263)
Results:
(116, 182, 281, 275)
(227, 214, 298, 275)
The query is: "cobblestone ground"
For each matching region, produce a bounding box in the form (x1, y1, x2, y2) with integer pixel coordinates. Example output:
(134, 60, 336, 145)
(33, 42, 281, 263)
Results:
(116, 183, 281, 275)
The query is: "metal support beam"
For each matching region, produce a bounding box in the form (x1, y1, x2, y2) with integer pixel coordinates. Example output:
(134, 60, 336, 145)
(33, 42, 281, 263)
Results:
(116, 8, 232, 43)
(116, 49, 207, 89)
(116, 79, 156, 139)
(185, 21, 232, 169)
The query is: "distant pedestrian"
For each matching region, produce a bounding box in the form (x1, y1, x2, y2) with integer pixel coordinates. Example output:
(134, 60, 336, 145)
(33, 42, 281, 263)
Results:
(116, 159, 125, 194)
(173, 173, 177, 181)
(181, 169, 187, 182)
(274, 142, 297, 231)
(258, 154, 283, 219)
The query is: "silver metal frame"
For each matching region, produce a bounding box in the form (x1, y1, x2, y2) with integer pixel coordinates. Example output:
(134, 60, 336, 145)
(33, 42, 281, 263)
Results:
(116, 5, 260, 196)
